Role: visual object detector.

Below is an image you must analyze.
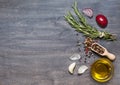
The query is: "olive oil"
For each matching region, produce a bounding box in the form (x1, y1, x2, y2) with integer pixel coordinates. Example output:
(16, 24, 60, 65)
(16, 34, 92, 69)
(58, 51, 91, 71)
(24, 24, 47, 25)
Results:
(91, 58, 114, 82)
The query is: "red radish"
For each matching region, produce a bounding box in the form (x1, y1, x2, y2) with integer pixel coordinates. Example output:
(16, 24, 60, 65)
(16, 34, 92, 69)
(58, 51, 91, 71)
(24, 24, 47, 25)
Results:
(96, 14, 108, 28)
(82, 8, 93, 18)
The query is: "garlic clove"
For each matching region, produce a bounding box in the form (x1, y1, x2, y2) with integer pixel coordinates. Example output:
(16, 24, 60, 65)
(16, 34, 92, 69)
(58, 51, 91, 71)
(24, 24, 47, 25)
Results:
(68, 62, 76, 74)
(69, 53, 81, 61)
(82, 8, 93, 18)
(78, 65, 88, 74)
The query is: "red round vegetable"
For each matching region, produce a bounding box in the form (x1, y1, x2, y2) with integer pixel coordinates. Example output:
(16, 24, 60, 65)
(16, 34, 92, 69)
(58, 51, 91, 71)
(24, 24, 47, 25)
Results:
(96, 14, 108, 28)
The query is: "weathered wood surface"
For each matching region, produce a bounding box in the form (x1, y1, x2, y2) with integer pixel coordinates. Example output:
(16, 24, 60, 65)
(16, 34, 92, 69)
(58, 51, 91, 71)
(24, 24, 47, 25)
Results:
(0, 0, 120, 85)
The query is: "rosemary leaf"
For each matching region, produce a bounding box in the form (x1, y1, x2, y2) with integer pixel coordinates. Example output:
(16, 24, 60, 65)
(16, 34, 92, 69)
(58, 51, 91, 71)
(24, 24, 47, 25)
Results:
(64, 1, 116, 41)
(72, 1, 87, 26)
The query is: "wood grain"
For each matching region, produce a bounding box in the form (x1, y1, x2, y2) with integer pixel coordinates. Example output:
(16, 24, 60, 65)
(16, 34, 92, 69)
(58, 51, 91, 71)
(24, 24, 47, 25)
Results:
(0, 0, 120, 85)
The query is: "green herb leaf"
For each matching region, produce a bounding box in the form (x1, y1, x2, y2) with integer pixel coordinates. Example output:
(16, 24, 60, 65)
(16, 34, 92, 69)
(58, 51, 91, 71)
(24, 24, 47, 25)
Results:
(64, 1, 116, 41)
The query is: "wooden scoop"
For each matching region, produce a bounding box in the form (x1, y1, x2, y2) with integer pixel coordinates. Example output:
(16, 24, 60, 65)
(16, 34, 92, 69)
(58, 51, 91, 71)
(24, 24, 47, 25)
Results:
(91, 43, 116, 61)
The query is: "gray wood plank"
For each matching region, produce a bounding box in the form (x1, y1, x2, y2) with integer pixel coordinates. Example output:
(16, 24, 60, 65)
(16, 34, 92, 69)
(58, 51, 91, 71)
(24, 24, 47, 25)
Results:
(0, 0, 120, 85)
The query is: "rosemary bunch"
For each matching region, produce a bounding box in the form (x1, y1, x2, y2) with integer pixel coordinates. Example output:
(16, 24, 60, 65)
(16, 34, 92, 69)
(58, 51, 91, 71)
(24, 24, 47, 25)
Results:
(64, 1, 116, 40)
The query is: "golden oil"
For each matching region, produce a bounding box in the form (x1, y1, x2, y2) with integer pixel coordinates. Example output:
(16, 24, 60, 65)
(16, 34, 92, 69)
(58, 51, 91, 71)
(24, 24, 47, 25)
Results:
(91, 58, 114, 82)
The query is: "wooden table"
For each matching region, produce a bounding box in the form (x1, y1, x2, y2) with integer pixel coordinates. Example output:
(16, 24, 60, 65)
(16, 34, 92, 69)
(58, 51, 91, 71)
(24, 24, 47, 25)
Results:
(0, 0, 120, 85)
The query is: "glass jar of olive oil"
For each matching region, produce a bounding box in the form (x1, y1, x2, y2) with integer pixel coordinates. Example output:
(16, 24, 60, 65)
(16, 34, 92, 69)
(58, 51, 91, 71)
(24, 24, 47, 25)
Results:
(91, 58, 114, 82)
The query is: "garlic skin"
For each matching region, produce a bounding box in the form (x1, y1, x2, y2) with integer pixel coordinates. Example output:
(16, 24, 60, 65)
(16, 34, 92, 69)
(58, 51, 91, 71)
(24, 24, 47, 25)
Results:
(68, 62, 76, 74)
(82, 8, 93, 18)
(78, 65, 88, 74)
(69, 53, 81, 61)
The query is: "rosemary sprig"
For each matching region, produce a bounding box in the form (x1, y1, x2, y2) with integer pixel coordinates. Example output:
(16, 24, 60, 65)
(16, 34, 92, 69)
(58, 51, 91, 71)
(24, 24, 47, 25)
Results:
(64, 1, 116, 40)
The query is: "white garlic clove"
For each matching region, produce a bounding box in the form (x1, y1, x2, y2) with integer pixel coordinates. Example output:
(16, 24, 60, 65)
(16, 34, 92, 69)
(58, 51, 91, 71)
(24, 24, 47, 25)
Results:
(78, 65, 88, 74)
(68, 62, 76, 74)
(69, 53, 81, 61)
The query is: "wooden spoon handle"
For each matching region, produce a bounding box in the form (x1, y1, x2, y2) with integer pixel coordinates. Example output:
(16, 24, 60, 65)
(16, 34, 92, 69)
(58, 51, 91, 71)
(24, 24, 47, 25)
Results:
(105, 52, 116, 61)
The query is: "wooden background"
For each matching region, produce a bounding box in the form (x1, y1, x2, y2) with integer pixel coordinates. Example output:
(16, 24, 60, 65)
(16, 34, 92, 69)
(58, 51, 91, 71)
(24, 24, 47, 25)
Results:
(0, 0, 120, 85)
